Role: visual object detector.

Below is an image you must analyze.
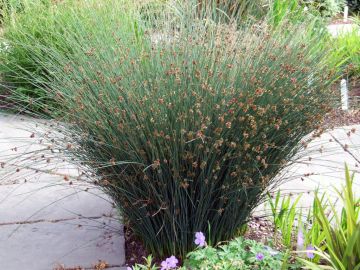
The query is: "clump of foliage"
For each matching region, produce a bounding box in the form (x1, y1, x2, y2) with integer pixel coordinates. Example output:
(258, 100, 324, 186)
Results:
(268, 166, 360, 269)
(139, 0, 268, 23)
(347, 0, 360, 13)
(0, 0, 135, 113)
(195, 0, 268, 19)
(301, 0, 345, 17)
(5, 0, 338, 258)
(300, 166, 360, 270)
(0, 0, 25, 23)
(130, 237, 297, 270)
(184, 237, 296, 269)
(269, 0, 308, 26)
(267, 191, 303, 248)
(0, 0, 76, 112)
(267, 190, 328, 263)
(331, 29, 360, 80)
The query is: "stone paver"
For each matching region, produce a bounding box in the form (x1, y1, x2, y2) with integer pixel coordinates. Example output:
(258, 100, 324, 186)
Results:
(0, 114, 125, 270)
(327, 23, 360, 37)
(0, 183, 115, 224)
(273, 125, 360, 209)
(0, 218, 124, 270)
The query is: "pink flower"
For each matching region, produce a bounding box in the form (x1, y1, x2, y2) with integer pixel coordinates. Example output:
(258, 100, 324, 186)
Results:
(194, 231, 206, 247)
(166, 256, 178, 268)
(297, 230, 304, 248)
(256, 252, 264, 260)
(306, 245, 315, 259)
(161, 255, 178, 270)
(161, 260, 169, 270)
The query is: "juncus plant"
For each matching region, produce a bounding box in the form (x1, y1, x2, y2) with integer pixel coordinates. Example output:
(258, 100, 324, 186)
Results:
(3, 0, 339, 258)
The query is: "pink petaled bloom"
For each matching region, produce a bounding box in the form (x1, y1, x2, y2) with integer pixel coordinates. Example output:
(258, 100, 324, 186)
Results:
(161, 260, 169, 270)
(161, 255, 178, 270)
(306, 245, 315, 259)
(256, 252, 264, 261)
(127, 267, 132, 270)
(194, 231, 206, 247)
(166, 256, 178, 268)
(297, 230, 304, 248)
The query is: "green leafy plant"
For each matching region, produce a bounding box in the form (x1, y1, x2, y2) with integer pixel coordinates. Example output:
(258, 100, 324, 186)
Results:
(185, 236, 297, 270)
(268, 191, 302, 247)
(129, 237, 299, 270)
(131, 255, 159, 270)
(3, 0, 339, 258)
(299, 165, 360, 270)
(129, 237, 301, 270)
(300, 192, 327, 263)
(269, 0, 304, 26)
(331, 29, 360, 80)
(267, 190, 327, 262)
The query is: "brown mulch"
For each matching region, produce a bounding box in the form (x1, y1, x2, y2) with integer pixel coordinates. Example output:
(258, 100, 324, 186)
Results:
(124, 225, 148, 267)
(244, 216, 284, 250)
(329, 19, 355, 25)
(323, 109, 360, 128)
(329, 14, 357, 25)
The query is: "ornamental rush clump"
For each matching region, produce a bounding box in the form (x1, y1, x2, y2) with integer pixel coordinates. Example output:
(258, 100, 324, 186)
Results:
(33, 0, 338, 258)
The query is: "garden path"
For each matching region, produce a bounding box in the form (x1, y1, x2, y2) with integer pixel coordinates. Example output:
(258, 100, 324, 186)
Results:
(264, 124, 360, 212)
(327, 23, 360, 37)
(0, 114, 126, 270)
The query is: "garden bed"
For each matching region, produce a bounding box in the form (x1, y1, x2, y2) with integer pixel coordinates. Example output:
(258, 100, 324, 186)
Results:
(124, 216, 281, 267)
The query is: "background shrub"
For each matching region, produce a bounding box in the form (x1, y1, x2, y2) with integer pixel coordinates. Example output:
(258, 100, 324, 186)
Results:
(0, 0, 26, 24)
(0, 0, 76, 112)
(347, 0, 360, 13)
(301, 0, 345, 17)
(330, 29, 360, 80)
(139, 0, 268, 23)
(0, 0, 136, 113)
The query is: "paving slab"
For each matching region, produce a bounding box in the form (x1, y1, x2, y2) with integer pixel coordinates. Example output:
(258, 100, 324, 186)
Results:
(327, 23, 360, 37)
(0, 113, 125, 270)
(0, 182, 116, 224)
(0, 217, 124, 270)
(271, 125, 360, 209)
(0, 113, 81, 185)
